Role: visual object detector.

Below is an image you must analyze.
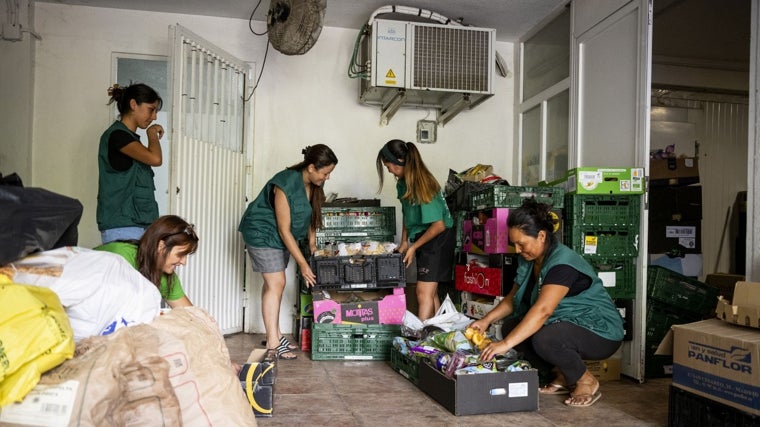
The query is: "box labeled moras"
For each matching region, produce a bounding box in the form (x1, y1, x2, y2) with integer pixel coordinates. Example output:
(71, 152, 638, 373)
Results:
(311, 287, 406, 325)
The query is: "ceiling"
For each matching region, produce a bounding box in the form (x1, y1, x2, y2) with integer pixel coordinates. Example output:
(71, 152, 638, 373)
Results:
(37, 0, 567, 42)
(38, 0, 750, 69)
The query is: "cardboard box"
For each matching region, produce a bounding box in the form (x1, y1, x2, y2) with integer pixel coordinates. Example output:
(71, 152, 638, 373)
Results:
(648, 219, 701, 254)
(417, 360, 538, 415)
(545, 167, 645, 195)
(715, 281, 760, 328)
(649, 157, 700, 187)
(311, 287, 406, 325)
(454, 253, 518, 297)
(671, 319, 760, 416)
(648, 185, 702, 221)
(461, 295, 503, 319)
(584, 357, 621, 382)
(462, 208, 511, 254)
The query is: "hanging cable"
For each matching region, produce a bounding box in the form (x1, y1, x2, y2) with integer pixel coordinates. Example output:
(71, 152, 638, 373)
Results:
(243, 0, 271, 101)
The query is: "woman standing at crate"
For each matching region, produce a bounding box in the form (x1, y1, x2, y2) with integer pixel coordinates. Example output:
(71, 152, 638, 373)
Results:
(470, 198, 623, 408)
(376, 139, 456, 321)
(239, 144, 338, 360)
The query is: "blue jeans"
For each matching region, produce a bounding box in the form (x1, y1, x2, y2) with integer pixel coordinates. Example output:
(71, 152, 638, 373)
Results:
(101, 226, 145, 244)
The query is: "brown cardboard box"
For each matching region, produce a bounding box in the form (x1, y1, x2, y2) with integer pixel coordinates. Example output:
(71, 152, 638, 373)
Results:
(649, 157, 699, 187)
(584, 358, 621, 382)
(715, 281, 760, 328)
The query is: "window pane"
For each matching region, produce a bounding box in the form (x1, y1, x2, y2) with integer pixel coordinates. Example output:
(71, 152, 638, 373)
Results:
(545, 90, 569, 182)
(522, 8, 570, 101)
(521, 106, 541, 185)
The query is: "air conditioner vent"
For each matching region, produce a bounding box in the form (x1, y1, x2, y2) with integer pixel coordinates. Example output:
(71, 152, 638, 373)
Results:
(412, 25, 492, 93)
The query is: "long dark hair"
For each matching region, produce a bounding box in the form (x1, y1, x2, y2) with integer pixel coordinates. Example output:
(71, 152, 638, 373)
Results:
(137, 215, 198, 296)
(507, 198, 559, 256)
(376, 139, 440, 204)
(287, 144, 338, 230)
(108, 83, 163, 116)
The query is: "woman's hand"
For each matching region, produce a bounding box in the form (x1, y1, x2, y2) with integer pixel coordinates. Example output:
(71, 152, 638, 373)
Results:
(469, 319, 490, 333)
(402, 244, 416, 267)
(299, 261, 316, 287)
(147, 124, 164, 140)
(479, 340, 511, 362)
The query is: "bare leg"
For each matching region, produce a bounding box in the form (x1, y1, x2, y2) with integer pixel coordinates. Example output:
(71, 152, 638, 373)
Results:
(565, 369, 601, 406)
(416, 281, 439, 321)
(261, 271, 295, 359)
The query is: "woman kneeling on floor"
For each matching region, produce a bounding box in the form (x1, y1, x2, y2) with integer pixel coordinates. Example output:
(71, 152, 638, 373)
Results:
(470, 198, 624, 408)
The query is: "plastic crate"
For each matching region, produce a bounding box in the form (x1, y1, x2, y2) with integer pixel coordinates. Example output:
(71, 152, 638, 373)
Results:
(314, 232, 396, 249)
(565, 194, 641, 227)
(565, 225, 639, 257)
(471, 185, 565, 210)
(311, 254, 405, 290)
(647, 266, 719, 316)
(310, 323, 400, 360)
(585, 256, 636, 299)
(321, 207, 395, 233)
(669, 385, 760, 427)
(446, 181, 492, 211)
(645, 300, 697, 350)
(389, 346, 421, 385)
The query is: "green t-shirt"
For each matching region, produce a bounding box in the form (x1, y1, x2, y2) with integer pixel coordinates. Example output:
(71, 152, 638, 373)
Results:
(94, 241, 185, 301)
(396, 179, 454, 240)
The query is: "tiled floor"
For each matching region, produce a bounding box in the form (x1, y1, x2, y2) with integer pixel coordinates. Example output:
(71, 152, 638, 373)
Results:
(225, 333, 672, 426)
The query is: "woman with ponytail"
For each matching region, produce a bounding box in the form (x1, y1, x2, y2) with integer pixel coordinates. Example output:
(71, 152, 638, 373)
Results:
(239, 144, 338, 359)
(376, 139, 456, 322)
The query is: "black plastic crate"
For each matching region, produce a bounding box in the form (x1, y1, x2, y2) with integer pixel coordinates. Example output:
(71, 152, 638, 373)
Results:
(311, 254, 406, 290)
(669, 385, 760, 427)
(647, 265, 719, 316)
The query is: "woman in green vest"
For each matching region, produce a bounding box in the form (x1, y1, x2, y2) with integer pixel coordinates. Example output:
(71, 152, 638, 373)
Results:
(376, 139, 456, 321)
(97, 83, 164, 244)
(471, 198, 623, 408)
(239, 144, 338, 360)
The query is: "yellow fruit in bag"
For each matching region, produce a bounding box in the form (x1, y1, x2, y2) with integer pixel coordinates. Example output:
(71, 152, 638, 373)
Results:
(0, 281, 75, 406)
(464, 327, 493, 350)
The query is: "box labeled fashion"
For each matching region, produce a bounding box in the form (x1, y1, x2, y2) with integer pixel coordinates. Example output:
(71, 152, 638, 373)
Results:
(311, 287, 406, 324)
(544, 167, 645, 195)
(672, 319, 760, 416)
(417, 359, 538, 415)
(461, 208, 511, 254)
(454, 253, 518, 297)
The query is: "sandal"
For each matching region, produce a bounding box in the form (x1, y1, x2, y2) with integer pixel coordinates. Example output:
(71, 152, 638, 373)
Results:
(539, 383, 571, 395)
(279, 336, 298, 351)
(271, 342, 297, 360)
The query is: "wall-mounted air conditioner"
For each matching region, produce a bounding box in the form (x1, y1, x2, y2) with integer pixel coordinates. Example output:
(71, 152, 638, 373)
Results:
(360, 19, 495, 125)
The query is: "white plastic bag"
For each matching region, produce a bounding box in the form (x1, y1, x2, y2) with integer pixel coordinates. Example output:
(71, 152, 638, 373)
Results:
(422, 294, 472, 331)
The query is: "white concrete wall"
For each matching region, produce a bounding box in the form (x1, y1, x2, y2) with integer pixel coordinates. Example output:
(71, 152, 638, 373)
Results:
(30, 3, 515, 333)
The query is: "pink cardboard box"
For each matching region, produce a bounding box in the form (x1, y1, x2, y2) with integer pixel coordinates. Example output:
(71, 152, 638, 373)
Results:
(311, 287, 406, 325)
(462, 208, 511, 254)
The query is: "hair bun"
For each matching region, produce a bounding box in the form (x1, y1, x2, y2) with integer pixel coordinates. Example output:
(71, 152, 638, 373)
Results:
(302, 146, 311, 156)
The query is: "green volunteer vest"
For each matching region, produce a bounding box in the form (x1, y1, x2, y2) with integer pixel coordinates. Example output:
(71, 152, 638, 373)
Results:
(511, 243, 624, 341)
(96, 120, 158, 230)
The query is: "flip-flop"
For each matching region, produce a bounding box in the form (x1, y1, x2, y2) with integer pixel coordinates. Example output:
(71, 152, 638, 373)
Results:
(261, 337, 298, 351)
(565, 391, 602, 407)
(539, 383, 571, 395)
(272, 342, 297, 360)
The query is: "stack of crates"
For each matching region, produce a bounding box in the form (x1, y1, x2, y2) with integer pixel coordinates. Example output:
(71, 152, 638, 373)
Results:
(644, 265, 719, 378)
(456, 185, 564, 321)
(303, 204, 404, 361)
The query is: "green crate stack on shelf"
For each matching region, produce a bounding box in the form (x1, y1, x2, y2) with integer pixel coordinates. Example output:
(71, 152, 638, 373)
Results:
(470, 185, 565, 210)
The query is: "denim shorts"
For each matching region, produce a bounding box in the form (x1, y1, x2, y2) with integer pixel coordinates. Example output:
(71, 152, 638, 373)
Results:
(246, 247, 291, 273)
(101, 226, 145, 244)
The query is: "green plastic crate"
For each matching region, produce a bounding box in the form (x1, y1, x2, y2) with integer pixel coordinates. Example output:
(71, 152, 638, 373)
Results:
(585, 256, 636, 299)
(389, 346, 421, 385)
(471, 185, 565, 210)
(310, 323, 400, 360)
(647, 266, 719, 316)
(565, 225, 639, 257)
(565, 194, 641, 227)
(321, 207, 396, 233)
